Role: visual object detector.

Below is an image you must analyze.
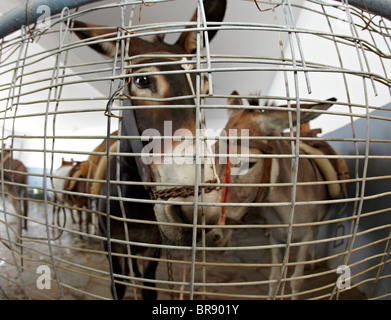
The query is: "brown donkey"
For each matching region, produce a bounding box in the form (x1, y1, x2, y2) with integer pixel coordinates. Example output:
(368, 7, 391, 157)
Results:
(72, 0, 227, 299)
(1, 146, 29, 231)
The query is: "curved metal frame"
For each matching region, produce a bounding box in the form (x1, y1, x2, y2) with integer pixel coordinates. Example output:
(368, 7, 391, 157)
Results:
(334, 0, 391, 21)
(0, 0, 106, 39)
(1, 0, 391, 301)
(1, 0, 391, 39)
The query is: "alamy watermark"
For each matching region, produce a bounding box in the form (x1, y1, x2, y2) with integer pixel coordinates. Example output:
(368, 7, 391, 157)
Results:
(35, 263, 352, 293)
(36, 265, 51, 290)
(140, 121, 250, 175)
(336, 265, 351, 290)
(36, 5, 51, 31)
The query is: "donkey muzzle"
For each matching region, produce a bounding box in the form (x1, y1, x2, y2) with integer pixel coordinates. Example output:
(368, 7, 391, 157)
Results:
(154, 192, 222, 245)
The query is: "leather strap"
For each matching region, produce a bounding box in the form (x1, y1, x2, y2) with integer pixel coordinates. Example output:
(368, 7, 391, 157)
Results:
(123, 105, 151, 186)
(106, 85, 151, 189)
(221, 139, 274, 224)
(254, 140, 274, 204)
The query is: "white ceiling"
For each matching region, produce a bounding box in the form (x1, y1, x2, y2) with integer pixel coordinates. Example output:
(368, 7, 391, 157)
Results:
(1, 0, 303, 137)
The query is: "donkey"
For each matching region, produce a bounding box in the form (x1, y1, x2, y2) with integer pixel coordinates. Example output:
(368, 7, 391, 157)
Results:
(72, 0, 227, 299)
(0, 146, 29, 231)
(85, 131, 161, 300)
(79, 131, 118, 197)
(52, 134, 160, 299)
(52, 159, 91, 235)
(219, 92, 345, 299)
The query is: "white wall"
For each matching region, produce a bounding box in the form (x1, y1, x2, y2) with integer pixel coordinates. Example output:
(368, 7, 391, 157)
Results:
(321, 104, 391, 299)
(267, 1, 391, 134)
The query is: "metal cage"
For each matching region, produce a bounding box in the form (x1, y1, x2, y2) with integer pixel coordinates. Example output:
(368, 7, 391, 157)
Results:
(1, 0, 391, 300)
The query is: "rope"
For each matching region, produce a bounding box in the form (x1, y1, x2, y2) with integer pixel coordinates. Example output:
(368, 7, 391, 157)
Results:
(153, 178, 218, 200)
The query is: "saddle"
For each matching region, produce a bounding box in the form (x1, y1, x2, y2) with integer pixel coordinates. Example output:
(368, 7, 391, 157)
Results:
(78, 141, 118, 195)
(63, 136, 117, 196)
(89, 142, 117, 195)
(298, 129, 349, 199)
(64, 161, 83, 192)
(285, 128, 350, 199)
(79, 132, 118, 195)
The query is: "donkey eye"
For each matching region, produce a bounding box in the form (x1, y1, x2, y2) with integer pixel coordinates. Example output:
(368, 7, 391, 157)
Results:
(248, 161, 257, 169)
(134, 75, 152, 89)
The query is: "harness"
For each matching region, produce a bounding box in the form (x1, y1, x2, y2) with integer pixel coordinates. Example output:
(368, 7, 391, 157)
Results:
(253, 141, 274, 204)
(64, 161, 82, 191)
(221, 139, 274, 224)
(285, 128, 350, 199)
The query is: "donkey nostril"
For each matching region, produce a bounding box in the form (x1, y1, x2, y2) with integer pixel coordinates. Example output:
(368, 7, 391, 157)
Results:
(171, 204, 210, 225)
(211, 231, 223, 244)
(165, 198, 222, 227)
(165, 204, 193, 224)
(174, 205, 194, 224)
(176, 204, 221, 226)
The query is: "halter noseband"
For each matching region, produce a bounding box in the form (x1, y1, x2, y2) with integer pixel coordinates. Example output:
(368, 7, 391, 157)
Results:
(221, 139, 274, 225)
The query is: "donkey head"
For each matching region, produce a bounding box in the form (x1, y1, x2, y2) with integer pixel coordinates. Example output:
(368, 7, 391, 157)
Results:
(222, 92, 336, 222)
(226, 92, 337, 137)
(72, 0, 227, 245)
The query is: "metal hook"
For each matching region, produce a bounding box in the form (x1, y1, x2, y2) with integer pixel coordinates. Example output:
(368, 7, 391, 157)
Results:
(59, 7, 71, 46)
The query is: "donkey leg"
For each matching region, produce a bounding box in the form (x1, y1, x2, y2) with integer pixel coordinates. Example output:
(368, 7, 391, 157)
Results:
(69, 208, 77, 223)
(112, 255, 129, 300)
(21, 187, 28, 230)
(141, 249, 160, 300)
(290, 235, 312, 299)
(105, 242, 129, 300)
(268, 236, 283, 299)
(77, 207, 83, 235)
(79, 210, 84, 239)
(10, 194, 24, 266)
(85, 210, 92, 235)
(22, 198, 28, 230)
(10, 196, 23, 234)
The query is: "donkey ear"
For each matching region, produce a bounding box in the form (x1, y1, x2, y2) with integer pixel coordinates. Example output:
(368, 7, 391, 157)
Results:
(227, 91, 243, 106)
(226, 90, 243, 117)
(271, 97, 337, 129)
(176, 0, 227, 53)
(72, 21, 118, 57)
(297, 97, 337, 125)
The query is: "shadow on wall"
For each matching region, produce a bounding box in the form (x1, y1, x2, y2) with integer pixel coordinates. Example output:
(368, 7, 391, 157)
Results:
(318, 102, 391, 299)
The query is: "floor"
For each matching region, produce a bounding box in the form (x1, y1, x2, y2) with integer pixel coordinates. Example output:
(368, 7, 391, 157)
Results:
(0, 197, 366, 300)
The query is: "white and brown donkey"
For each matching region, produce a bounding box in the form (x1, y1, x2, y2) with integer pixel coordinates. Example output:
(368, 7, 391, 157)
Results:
(219, 92, 348, 299)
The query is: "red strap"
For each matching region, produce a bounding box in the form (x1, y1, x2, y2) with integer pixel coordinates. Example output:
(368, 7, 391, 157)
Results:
(220, 137, 234, 225)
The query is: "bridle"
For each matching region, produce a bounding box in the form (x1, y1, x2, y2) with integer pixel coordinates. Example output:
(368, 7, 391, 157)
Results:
(220, 138, 274, 224)
(252, 139, 274, 204)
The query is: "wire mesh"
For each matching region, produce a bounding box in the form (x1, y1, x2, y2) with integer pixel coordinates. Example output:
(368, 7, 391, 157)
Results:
(0, 0, 391, 300)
